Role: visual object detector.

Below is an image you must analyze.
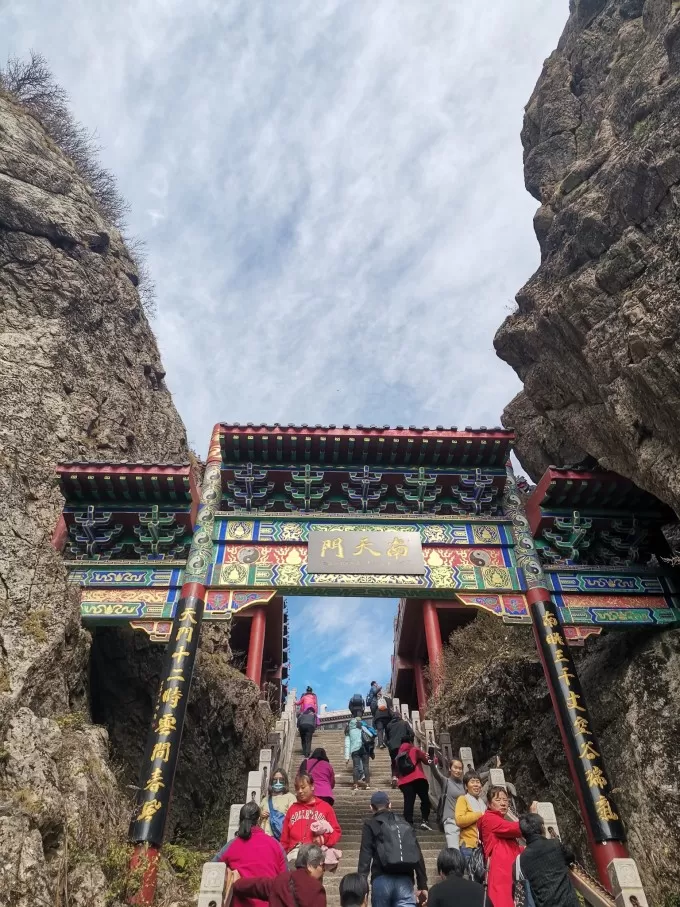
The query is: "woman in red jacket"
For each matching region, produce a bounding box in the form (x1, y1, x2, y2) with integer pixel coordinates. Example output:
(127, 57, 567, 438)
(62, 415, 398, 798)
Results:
(280, 773, 342, 865)
(478, 786, 538, 907)
(213, 801, 287, 907)
(395, 733, 433, 830)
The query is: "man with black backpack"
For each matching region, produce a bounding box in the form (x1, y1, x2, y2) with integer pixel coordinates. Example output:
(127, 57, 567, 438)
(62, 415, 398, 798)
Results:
(349, 692, 365, 717)
(369, 685, 392, 749)
(384, 712, 411, 787)
(358, 791, 428, 907)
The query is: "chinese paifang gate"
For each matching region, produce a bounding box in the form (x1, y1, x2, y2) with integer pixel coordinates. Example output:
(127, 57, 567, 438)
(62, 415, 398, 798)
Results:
(53, 423, 679, 903)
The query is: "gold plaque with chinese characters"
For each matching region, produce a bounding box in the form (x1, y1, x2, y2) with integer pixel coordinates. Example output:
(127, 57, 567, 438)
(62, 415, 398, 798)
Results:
(307, 529, 425, 575)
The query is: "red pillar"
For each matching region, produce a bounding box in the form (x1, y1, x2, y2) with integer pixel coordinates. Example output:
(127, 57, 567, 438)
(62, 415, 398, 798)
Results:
(423, 600, 443, 693)
(51, 515, 68, 552)
(413, 660, 427, 713)
(246, 606, 266, 687)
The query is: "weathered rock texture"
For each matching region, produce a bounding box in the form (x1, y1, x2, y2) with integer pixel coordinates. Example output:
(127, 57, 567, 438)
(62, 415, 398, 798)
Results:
(495, 0, 680, 515)
(0, 90, 267, 905)
(429, 613, 680, 904)
(91, 624, 272, 849)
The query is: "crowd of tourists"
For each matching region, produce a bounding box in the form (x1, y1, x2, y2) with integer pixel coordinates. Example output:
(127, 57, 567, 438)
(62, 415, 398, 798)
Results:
(212, 680, 581, 907)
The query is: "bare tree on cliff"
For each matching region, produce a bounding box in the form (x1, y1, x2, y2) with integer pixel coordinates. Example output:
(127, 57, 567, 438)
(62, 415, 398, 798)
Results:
(0, 51, 156, 315)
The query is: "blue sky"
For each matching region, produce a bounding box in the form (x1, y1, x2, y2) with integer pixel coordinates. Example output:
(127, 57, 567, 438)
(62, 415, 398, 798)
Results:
(287, 596, 398, 710)
(1, 1, 569, 706)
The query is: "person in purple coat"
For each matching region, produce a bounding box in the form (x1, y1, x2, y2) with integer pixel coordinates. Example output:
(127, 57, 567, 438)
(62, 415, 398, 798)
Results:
(300, 748, 336, 806)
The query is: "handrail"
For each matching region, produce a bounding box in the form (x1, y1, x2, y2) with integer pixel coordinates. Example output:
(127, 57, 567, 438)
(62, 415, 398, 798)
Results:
(399, 702, 634, 907)
(569, 865, 615, 907)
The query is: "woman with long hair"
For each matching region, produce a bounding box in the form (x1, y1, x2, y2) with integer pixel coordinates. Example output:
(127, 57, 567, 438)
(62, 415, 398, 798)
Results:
(299, 747, 336, 806)
(213, 801, 287, 907)
(260, 768, 296, 840)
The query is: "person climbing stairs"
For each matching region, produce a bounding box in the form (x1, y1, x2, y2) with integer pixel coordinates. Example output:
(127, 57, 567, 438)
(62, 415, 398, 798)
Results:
(290, 728, 445, 907)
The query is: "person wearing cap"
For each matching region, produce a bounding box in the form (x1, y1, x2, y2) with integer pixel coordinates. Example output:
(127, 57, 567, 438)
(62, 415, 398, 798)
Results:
(357, 791, 427, 907)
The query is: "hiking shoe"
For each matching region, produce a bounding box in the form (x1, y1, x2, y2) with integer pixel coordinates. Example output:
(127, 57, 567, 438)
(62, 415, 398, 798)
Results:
(420, 822, 433, 831)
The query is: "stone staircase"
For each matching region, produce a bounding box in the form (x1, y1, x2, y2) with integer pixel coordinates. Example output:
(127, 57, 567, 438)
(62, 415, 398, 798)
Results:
(198, 695, 640, 907)
(290, 729, 445, 907)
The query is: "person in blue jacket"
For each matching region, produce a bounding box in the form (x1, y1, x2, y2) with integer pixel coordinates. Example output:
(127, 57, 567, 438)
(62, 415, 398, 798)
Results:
(344, 717, 376, 790)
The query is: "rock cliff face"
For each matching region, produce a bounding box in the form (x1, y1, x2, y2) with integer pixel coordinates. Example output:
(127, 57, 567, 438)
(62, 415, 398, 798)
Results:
(495, 0, 680, 515)
(0, 90, 266, 905)
(429, 613, 680, 905)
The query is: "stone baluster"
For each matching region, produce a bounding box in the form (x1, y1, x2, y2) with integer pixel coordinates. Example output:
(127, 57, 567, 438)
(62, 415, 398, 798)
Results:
(227, 803, 241, 840)
(608, 859, 649, 907)
(411, 710, 422, 737)
(258, 748, 272, 797)
(392, 697, 400, 715)
(440, 731, 453, 766)
(197, 862, 229, 907)
(489, 767, 507, 789)
(536, 801, 560, 839)
(423, 719, 435, 748)
(246, 769, 261, 803)
(459, 746, 475, 772)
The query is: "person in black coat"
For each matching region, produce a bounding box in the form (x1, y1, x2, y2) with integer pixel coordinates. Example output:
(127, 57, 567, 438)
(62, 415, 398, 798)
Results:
(519, 814, 580, 907)
(297, 708, 316, 758)
(384, 713, 411, 784)
(428, 847, 492, 907)
(369, 686, 393, 749)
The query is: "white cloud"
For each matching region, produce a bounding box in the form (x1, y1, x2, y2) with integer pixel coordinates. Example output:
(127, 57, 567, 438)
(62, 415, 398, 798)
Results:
(1, 0, 568, 453)
(1, 0, 569, 701)
(288, 596, 397, 707)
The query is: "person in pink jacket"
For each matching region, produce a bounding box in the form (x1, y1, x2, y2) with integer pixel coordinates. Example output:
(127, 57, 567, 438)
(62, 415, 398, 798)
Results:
(296, 686, 319, 714)
(299, 748, 336, 806)
(395, 734, 434, 830)
(213, 801, 287, 907)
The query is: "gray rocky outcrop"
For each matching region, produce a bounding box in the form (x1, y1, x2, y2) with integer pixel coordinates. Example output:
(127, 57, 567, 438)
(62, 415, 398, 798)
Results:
(495, 0, 680, 515)
(0, 89, 266, 905)
(0, 87, 190, 905)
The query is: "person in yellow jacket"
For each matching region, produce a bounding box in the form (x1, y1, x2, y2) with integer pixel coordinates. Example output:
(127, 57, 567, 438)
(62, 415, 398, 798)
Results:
(455, 771, 487, 866)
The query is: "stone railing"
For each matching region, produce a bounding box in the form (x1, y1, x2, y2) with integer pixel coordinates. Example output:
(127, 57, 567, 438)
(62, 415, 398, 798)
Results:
(394, 700, 646, 907)
(198, 689, 297, 906)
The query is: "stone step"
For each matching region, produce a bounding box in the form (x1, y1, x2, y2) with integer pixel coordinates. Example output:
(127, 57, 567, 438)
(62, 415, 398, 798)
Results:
(286, 728, 445, 891)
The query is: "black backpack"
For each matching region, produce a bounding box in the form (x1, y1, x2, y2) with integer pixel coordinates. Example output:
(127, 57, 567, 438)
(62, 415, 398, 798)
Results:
(375, 812, 421, 872)
(298, 710, 316, 730)
(349, 693, 364, 714)
(395, 748, 416, 776)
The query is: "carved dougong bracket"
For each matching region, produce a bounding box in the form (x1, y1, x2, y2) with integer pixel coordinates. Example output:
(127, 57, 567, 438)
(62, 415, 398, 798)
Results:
(342, 466, 388, 513)
(133, 505, 188, 560)
(284, 465, 330, 512)
(68, 505, 124, 559)
(225, 464, 274, 512)
(454, 469, 498, 516)
(395, 467, 442, 514)
(542, 511, 593, 564)
(594, 518, 651, 567)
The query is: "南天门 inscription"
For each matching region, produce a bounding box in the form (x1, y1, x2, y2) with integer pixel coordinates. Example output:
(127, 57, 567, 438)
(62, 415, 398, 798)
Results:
(307, 529, 425, 575)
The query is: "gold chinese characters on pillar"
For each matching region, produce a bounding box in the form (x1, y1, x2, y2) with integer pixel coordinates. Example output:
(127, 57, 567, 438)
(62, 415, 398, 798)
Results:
(307, 529, 425, 575)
